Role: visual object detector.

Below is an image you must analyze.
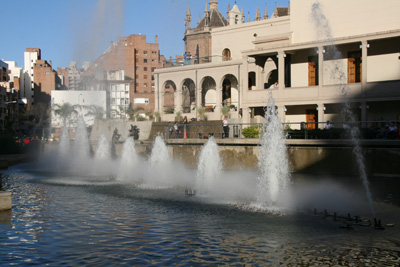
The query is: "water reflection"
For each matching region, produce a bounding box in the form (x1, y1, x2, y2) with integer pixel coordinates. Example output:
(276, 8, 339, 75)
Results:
(0, 165, 399, 266)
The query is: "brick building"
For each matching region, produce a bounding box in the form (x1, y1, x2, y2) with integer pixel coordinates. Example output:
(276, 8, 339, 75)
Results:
(32, 59, 59, 106)
(82, 34, 163, 114)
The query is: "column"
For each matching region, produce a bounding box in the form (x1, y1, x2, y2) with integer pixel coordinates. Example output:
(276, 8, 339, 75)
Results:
(215, 85, 222, 117)
(277, 51, 285, 99)
(278, 104, 286, 124)
(318, 46, 324, 96)
(317, 103, 325, 129)
(176, 85, 183, 114)
(257, 65, 263, 90)
(361, 41, 368, 97)
(242, 105, 251, 124)
(154, 74, 160, 113)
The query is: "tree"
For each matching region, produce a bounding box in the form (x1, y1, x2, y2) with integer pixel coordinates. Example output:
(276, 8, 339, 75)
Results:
(85, 105, 106, 121)
(221, 106, 230, 117)
(197, 106, 206, 121)
(53, 102, 79, 126)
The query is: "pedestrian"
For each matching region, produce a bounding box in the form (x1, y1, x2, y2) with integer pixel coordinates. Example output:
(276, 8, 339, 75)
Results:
(174, 121, 179, 138)
(182, 116, 189, 139)
(223, 116, 229, 138)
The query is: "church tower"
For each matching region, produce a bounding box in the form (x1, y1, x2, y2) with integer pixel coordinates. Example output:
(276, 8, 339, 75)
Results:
(227, 3, 243, 25)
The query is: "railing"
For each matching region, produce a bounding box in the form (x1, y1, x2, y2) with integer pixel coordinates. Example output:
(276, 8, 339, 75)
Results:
(163, 55, 228, 67)
(151, 120, 400, 140)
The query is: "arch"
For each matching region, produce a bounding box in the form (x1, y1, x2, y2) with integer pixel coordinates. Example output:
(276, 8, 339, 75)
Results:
(181, 78, 196, 113)
(221, 74, 239, 107)
(248, 71, 256, 90)
(162, 80, 176, 114)
(200, 76, 217, 111)
(223, 48, 231, 61)
(264, 57, 278, 88)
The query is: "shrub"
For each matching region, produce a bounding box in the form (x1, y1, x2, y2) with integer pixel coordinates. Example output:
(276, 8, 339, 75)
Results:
(242, 125, 262, 138)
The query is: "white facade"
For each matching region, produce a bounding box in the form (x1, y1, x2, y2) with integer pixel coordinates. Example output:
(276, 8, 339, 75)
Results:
(155, 0, 400, 129)
(110, 82, 130, 118)
(51, 90, 107, 128)
(23, 51, 39, 102)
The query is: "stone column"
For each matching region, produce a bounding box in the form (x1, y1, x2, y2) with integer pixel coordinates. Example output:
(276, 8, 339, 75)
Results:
(176, 86, 183, 114)
(277, 51, 285, 99)
(278, 104, 286, 124)
(317, 103, 325, 129)
(318, 46, 324, 96)
(361, 41, 368, 97)
(155, 74, 160, 113)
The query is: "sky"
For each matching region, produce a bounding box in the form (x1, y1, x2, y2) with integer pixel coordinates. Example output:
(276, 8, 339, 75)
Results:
(1, 0, 290, 70)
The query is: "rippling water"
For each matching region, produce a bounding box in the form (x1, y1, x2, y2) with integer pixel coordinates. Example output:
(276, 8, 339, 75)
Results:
(1, 164, 399, 266)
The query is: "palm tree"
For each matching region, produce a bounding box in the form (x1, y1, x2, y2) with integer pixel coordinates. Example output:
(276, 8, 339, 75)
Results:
(125, 103, 144, 121)
(85, 105, 106, 121)
(53, 103, 79, 126)
(197, 106, 206, 121)
(221, 106, 230, 118)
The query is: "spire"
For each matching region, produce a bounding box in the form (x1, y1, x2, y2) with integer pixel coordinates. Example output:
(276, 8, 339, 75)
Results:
(255, 7, 261, 21)
(241, 7, 245, 23)
(264, 3, 269, 19)
(248, 12, 250, 22)
(204, 2, 210, 27)
(185, 4, 192, 32)
(198, 12, 201, 26)
(227, 3, 231, 19)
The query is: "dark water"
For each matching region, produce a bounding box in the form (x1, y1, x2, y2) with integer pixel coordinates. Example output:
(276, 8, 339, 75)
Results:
(1, 164, 399, 266)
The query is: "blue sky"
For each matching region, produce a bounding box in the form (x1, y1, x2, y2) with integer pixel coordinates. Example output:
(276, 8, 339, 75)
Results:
(1, 0, 289, 70)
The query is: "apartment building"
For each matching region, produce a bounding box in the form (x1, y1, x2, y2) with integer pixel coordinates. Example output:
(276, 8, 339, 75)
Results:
(82, 34, 162, 115)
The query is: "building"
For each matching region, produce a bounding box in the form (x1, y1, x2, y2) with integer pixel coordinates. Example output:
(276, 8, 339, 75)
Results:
(51, 90, 107, 129)
(33, 59, 59, 106)
(81, 34, 163, 115)
(154, 0, 400, 130)
(22, 48, 41, 103)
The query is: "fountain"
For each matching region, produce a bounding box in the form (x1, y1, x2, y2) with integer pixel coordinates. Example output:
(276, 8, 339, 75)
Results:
(255, 92, 290, 211)
(70, 116, 90, 172)
(311, 1, 375, 218)
(196, 136, 222, 196)
(117, 137, 142, 182)
(94, 134, 111, 161)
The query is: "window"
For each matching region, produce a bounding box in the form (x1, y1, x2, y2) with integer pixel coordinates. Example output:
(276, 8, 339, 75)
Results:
(144, 59, 148, 63)
(125, 99, 129, 104)
(111, 98, 115, 105)
(136, 67, 139, 71)
(144, 75, 148, 79)
(144, 67, 148, 71)
(144, 51, 147, 55)
(144, 83, 147, 87)
(223, 49, 231, 61)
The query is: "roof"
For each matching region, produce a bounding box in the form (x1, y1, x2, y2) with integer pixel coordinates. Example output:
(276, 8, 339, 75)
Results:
(195, 8, 228, 31)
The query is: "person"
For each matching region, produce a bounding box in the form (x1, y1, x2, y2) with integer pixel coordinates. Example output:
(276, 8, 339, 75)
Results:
(325, 121, 334, 130)
(182, 116, 189, 139)
(173, 121, 179, 138)
(343, 123, 350, 129)
(223, 116, 229, 138)
(168, 122, 173, 139)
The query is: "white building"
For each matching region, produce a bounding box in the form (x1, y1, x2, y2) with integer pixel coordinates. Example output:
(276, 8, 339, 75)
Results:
(51, 90, 107, 128)
(154, 0, 400, 130)
(22, 48, 41, 103)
